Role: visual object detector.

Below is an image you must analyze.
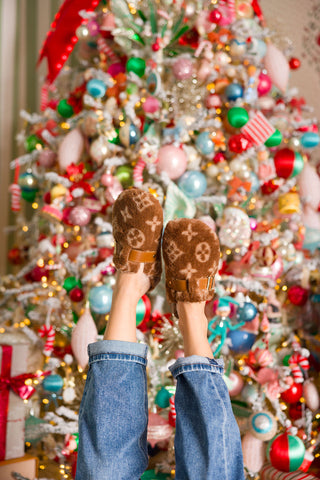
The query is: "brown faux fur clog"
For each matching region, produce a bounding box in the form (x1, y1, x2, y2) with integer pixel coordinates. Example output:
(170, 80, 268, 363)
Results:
(162, 218, 220, 303)
(112, 187, 163, 291)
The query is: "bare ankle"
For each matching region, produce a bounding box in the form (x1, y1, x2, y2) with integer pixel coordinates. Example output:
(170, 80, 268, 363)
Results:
(176, 301, 213, 359)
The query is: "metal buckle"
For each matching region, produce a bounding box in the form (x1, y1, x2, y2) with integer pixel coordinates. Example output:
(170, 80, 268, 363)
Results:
(206, 276, 213, 290)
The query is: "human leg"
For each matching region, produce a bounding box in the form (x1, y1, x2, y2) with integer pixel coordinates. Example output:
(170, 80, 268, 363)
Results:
(76, 270, 150, 480)
(169, 302, 245, 480)
(77, 188, 164, 480)
(162, 219, 245, 480)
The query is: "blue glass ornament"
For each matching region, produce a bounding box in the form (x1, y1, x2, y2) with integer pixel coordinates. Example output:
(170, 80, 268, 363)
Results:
(178, 170, 207, 198)
(247, 38, 267, 60)
(119, 122, 141, 147)
(86, 79, 107, 98)
(89, 284, 113, 314)
(227, 329, 256, 353)
(18, 171, 39, 192)
(42, 374, 64, 393)
(225, 83, 244, 101)
(237, 302, 258, 322)
(301, 132, 320, 149)
(195, 132, 214, 155)
(249, 173, 260, 193)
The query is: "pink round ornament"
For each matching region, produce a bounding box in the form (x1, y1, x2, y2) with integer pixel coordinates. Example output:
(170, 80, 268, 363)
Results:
(257, 73, 272, 96)
(172, 58, 194, 80)
(71, 308, 98, 369)
(105, 177, 123, 203)
(142, 97, 160, 114)
(228, 371, 244, 396)
(205, 94, 222, 109)
(69, 206, 92, 226)
(101, 173, 114, 187)
(38, 149, 57, 168)
(157, 145, 187, 180)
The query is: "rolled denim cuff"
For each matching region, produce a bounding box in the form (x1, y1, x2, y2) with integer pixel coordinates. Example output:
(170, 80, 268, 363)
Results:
(169, 355, 224, 378)
(88, 340, 148, 366)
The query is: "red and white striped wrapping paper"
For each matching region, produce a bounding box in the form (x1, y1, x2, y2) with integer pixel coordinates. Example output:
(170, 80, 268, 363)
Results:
(241, 111, 275, 146)
(261, 463, 317, 480)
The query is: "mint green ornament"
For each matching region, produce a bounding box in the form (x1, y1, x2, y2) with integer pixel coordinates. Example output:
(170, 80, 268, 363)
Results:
(126, 57, 146, 78)
(265, 129, 282, 147)
(227, 107, 249, 128)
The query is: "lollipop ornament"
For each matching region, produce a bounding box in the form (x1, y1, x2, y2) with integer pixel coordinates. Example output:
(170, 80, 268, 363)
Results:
(208, 297, 244, 355)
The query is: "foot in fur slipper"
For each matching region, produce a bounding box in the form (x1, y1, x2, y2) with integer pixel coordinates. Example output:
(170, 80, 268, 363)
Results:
(162, 218, 220, 303)
(112, 187, 163, 291)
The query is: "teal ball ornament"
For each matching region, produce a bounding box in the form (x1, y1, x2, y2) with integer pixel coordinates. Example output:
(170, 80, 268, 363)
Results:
(249, 410, 277, 441)
(89, 285, 113, 314)
(237, 302, 258, 322)
(178, 170, 207, 198)
(42, 374, 64, 393)
(18, 171, 39, 192)
(195, 132, 214, 155)
(86, 79, 107, 98)
(301, 132, 320, 149)
(155, 387, 172, 408)
(119, 121, 141, 147)
(225, 83, 243, 101)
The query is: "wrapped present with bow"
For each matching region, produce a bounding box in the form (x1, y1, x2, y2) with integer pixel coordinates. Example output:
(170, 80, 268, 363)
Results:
(0, 344, 45, 460)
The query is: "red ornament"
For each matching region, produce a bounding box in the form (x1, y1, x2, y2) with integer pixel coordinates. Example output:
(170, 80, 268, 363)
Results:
(281, 382, 303, 404)
(213, 152, 226, 164)
(26, 265, 48, 282)
(209, 9, 222, 23)
(152, 41, 160, 52)
(273, 148, 303, 179)
(289, 402, 302, 420)
(260, 179, 280, 195)
(69, 287, 84, 302)
(7, 247, 23, 265)
(228, 134, 252, 153)
(287, 285, 309, 306)
(289, 57, 301, 70)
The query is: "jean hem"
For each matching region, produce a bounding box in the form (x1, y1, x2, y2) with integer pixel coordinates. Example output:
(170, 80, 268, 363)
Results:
(169, 355, 224, 378)
(88, 340, 148, 365)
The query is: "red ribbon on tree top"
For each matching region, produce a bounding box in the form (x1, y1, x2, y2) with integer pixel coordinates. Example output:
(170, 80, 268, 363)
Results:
(0, 345, 49, 460)
(38, 0, 100, 83)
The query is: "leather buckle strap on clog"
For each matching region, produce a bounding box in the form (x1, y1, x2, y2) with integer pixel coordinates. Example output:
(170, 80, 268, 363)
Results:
(128, 248, 157, 263)
(167, 276, 215, 292)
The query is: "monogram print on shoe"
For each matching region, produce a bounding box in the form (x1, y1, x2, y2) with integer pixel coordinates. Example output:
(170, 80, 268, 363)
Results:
(120, 206, 133, 222)
(127, 228, 145, 248)
(195, 242, 211, 263)
(146, 215, 162, 232)
(132, 191, 154, 211)
(181, 223, 198, 242)
(166, 240, 183, 263)
(180, 262, 197, 279)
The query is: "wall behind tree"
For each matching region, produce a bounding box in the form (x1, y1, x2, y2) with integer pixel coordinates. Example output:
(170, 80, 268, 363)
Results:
(0, 0, 319, 274)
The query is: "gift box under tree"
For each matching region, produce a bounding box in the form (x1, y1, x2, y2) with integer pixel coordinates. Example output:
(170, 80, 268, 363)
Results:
(0, 343, 37, 460)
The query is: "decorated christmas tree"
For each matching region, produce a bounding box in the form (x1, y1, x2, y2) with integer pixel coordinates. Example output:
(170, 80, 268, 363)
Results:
(1, 0, 320, 479)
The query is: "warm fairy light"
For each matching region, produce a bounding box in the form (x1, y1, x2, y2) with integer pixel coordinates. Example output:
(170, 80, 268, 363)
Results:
(25, 442, 31, 447)
(33, 380, 39, 385)
(56, 286, 62, 292)
(196, 103, 202, 109)
(32, 202, 38, 209)
(41, 276, 47, 283)
(76, 235, 82, 241)
(22, 225, 28, 232)
(275, 285, 280, 291)
(63, 242, 69, 248)
(74, 226, 80, 233)
(39, 465, 45, 470)
(42, 398, 49, 405)
(238, 359, 244, 365)
(25, 379, 33, 386)
(42, 282, 48, 288)
(119, 121, 125, 127)
(0, 328, 5, 333)
(226, 249, 232, 255)
(48, 291, 54, 297)
(316, 413, 320, 419)
(14, 323, 19, 328)
(119, 114, 124, 121)
(83, 374, 87, 380)
(38, 258, 45, 267)
(19, 321, 25, 328)
(78, 366, 83, 373)
(48, 259, 54, 265)
(282, 285, 288, 291)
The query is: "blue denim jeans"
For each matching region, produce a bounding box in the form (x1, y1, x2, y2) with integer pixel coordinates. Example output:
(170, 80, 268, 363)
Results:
(76, 340, 245, 480)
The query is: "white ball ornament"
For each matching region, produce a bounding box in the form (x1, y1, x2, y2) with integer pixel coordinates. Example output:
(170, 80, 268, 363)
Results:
(249, 410, 277, 441)
(58, 128, 84, 171)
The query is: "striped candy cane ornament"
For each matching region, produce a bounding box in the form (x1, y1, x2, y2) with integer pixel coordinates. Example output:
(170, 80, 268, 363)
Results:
(133, 159, 146, 186)
(168, 395, 176, 427)
(39, 324, 56, 357)
(9, 160, 21, 212)
(97, 37, 119, 63)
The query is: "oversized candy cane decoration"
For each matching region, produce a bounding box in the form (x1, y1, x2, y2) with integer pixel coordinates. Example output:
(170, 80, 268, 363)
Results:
(133, 158, 146, 186)
(168, 395, 176, 427)
(9, 183, 21, 212)
(39, 303, 56, 356)
(39, 324, 56, 356)
(288, 352, 310, 383)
